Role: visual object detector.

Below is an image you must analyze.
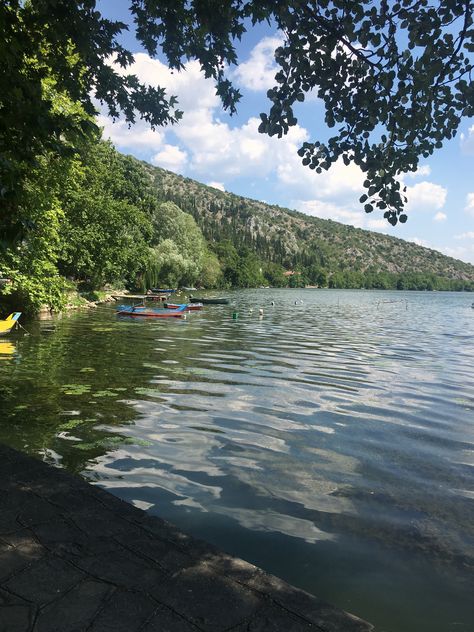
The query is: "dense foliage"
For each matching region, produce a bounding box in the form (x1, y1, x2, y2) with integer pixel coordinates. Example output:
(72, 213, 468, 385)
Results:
(1, 130, 473, 314)
(1, 1, 473, 224)
(0, 138, 219, 313)
(59, 143, 153, 287)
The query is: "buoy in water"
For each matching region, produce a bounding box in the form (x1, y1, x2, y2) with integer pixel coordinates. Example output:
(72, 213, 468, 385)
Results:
(259, 308, 264, 315)
(232, 312, 239, 319)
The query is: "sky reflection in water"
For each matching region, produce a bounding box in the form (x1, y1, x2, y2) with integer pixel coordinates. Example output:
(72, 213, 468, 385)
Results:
(0, 289, 473, 632)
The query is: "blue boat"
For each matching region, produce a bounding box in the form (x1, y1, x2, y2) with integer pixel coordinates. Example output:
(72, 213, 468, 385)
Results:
(116, 304, 186, 318)
(164, 302, 203, 311)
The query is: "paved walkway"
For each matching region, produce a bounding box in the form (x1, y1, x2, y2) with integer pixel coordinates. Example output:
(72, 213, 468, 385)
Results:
(0, 443, 374, 631)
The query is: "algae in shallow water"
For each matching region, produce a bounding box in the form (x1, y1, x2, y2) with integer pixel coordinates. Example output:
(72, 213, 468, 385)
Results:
(92, 390, 117, 398)
(58, 417, 96, 431)
(62, 384, 91, 396)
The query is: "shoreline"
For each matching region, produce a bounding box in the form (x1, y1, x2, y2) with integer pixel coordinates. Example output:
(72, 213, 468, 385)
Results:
(0, 442, 374, 631)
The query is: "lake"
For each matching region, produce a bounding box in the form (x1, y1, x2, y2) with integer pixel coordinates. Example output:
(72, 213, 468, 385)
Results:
(1, 289, 473, 631)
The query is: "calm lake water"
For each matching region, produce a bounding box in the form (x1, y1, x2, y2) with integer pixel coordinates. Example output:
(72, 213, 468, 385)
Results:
(1, 289, 473, 631)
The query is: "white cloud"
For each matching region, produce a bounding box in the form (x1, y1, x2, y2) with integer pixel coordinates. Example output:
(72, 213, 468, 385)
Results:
(415, 165, 431, 177)
(151, 144, 188, 172)
(99, 48, 388, 216)
(279, 156, 365, 207)
(405, 181, 447, 212)
(294, 199, 365, 227)
(99, 46, 460, 251)
(98, 114, 164, 150)
(367, 219, 390, 232)
(409, 237, 432, 248)
(455, 231, 474, 240)
(103, 50, 318, 185)
(232, 36, 284, 91)
(176, 115, 308, 180)
(460, 125, 474, 154)
(439, 244, 474, 264)
(101, 53, 220, 158)
(111, 54, 220, 114)
(404, 165, 431, 178)
(433, 212, 447, 222)
(464, 193, 474, 216)
(292, 199, 402, 235)
(207, 181, 225, 191)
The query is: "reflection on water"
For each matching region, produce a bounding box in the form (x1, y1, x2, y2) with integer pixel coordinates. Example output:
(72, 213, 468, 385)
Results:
(0, 340, 16, 357)
(0, 289, 473, 631)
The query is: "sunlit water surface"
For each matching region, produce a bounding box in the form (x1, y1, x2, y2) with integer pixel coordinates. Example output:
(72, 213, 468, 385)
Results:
(1, 289, 473, 631)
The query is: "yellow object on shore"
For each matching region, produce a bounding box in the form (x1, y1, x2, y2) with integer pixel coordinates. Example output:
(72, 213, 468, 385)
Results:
(0, 313, 21, 336)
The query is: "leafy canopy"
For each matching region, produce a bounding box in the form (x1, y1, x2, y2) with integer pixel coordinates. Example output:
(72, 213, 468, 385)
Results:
(148, 201, 208, 286)
(59, 142, 154, 287)
(1, 1, 473, 224)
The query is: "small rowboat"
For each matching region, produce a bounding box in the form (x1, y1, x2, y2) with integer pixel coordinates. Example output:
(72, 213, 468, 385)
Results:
(189, 297, 230, 305)
(116, 304, 186, 318)
(112, 293, 169, 302)
(151, 288, 176, 294)
(0, 312, 21, 336)
(164, 303, 203, 311)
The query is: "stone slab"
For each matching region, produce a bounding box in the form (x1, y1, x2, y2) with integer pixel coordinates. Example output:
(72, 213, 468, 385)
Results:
(0, 443, 375, 632)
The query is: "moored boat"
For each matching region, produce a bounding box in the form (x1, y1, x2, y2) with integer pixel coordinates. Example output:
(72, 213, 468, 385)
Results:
(112, 293, 169, 302)
(0, 312, 21, 336)
(150, 288, 176, 294)
(116, 304, 186, 318)
(164, 303, 203, 311)
(189, 297, 230, 305)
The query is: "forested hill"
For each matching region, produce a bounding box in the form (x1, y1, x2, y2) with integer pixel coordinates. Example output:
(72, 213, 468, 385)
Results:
(140, 160, 474, 285)
(3, 138, 473, 316)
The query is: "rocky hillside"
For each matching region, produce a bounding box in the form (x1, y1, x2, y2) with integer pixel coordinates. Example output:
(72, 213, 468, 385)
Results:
(138, 160, 474, 282)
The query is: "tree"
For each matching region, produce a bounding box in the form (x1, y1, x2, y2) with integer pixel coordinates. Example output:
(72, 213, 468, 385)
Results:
(263, 262, 287, 287)
(0, 84, 96, 313)
(199, 251, 223, 288)
(2, 1, 473, 224)
(59, 142, 153, 287)
(213, 240, 240, 286)
(147, 201, 211, 287)
(0, 2, 180, 182)
(235, 247, 265, 287)
(150, 238, 206, 287)
(152, 201, 206, 269)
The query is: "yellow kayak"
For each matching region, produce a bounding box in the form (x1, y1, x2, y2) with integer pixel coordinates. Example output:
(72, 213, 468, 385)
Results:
(0, 312, 21, 336)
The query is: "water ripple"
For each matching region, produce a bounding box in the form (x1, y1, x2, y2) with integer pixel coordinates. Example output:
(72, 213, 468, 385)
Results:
(1, 290, 473, 631)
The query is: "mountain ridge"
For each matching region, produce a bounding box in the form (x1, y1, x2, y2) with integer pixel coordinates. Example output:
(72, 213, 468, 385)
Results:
(135, 158, 474, 284)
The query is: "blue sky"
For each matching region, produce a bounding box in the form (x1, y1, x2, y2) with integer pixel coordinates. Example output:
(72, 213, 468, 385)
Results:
(97, 1, 474, 264)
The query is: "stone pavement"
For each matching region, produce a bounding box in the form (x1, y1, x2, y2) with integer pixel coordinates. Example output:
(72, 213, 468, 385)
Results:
(0, 443, 375, 632)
